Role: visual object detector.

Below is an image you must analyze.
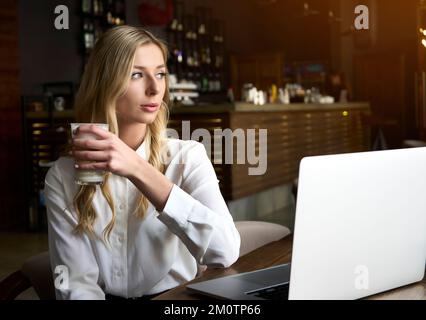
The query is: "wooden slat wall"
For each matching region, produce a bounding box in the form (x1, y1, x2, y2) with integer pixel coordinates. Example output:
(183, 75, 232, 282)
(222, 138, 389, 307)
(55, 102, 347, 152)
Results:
(230, 109, 368, 199)
(0, 0, 24, 229)
(170, 106, 370, 201)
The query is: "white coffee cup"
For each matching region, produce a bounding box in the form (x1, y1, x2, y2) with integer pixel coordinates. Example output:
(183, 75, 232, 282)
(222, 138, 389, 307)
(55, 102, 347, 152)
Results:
(70, 123, 109, 185)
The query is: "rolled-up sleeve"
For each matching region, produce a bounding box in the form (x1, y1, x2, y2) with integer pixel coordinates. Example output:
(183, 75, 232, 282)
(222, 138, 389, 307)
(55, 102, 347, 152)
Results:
(45, 162, 105, 300)
(158, 142, 241, 268)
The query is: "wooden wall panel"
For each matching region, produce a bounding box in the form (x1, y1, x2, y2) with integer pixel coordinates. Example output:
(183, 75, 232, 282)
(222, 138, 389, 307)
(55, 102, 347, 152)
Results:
(230, 52, 284, 101)
(230, 108, 368, 199)
(0, 0, 24, 229)
(354, 54, 405, 149)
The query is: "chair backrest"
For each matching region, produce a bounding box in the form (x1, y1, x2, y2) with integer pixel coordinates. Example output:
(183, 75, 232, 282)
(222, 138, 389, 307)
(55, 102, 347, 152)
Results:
(21, 251, 55, 300)
(235, 221, 291, 257)
(196, 221, 291, 276)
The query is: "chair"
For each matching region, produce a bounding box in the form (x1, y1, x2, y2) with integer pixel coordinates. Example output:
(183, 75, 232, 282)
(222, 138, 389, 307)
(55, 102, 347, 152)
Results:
(0, 251, 54, 300)
(234, 221, 291, 257)
(403, 140, 426, 148)
(361, 114, 398, 150)
(0, 221, 290, 300)
(196, 221, 290, 275)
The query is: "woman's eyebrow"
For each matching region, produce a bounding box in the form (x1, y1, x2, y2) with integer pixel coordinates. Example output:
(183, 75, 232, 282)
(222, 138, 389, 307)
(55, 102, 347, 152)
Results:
(133, 64, 166, 70)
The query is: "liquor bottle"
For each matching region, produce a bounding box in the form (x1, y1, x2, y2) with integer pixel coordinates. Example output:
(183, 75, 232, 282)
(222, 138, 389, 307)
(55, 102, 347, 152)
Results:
(195, 7, 211, 92)
(170, 0, 185, 81)
(175, 30, 184, 80)
(94, 21, 102, 46)
(184, 14, 199, 83)
(83, 18, 95, 50)
(167, 28, 177, 76)
(166, 2, 178, 77)
(106, 0, 114, 25)
(82, 0, 92, 14)
(211, 18, 225, 92)
(93, 0, 100, 16)
(188, 13, 200, 90)
(99, 0, 104, 16)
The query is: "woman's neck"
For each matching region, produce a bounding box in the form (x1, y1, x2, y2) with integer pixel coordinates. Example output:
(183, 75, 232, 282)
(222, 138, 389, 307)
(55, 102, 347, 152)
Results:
(118, 122, 147, 150)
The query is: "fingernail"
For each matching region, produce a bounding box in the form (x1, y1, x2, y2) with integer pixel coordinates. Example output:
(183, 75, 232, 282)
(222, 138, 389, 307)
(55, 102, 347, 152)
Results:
(74, 164, 79, 169)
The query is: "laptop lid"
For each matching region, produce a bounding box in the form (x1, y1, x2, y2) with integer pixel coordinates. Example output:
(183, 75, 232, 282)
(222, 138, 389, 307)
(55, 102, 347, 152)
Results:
(289, 147, 426, 299)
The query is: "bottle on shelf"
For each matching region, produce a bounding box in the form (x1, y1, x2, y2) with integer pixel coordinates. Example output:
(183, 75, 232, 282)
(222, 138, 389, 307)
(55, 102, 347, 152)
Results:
(82, 0, 92, 14)
(195, 6, 211, 92)
(167, 0, 185, 81)
(166, 3, 226, 98)
(80, 0, 126, 68)
(211, 18, 225, 92)
(83, 18, 95, 51)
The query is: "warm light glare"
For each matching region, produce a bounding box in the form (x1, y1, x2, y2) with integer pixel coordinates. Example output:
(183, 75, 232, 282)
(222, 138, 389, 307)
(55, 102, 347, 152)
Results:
(420, 28, 424, 34)
(342, 111, 349, 117)
(422, 39, 426, 48)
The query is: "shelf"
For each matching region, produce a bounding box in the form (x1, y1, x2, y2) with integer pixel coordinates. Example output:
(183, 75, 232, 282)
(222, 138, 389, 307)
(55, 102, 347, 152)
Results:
(22, 104, 74, 231)
(26, 110, 75, 119)
(80, 0, 126, 61)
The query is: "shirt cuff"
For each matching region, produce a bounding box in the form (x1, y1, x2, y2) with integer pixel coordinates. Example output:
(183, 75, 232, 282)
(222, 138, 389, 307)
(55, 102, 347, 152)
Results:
(157, 184, 194, 229)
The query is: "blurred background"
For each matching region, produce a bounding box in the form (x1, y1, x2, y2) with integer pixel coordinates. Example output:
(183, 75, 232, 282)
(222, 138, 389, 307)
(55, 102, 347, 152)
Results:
(2, 0, 426, 291)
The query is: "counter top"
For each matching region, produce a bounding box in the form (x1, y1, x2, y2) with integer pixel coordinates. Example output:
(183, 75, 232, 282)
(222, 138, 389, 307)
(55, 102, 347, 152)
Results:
(25, 102, 370, 119)
(170, 102, 370, 114)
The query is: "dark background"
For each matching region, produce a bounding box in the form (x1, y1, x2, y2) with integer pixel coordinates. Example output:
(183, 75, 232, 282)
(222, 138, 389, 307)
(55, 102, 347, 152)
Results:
(0, 0, 421, 229)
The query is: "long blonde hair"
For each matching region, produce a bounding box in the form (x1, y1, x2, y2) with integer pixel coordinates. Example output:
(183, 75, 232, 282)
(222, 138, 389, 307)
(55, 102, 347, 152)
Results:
(73, 26, 170, 243)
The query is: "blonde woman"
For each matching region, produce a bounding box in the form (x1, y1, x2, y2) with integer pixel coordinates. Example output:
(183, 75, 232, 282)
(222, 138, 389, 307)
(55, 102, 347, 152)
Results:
(44, 26, 241, 300)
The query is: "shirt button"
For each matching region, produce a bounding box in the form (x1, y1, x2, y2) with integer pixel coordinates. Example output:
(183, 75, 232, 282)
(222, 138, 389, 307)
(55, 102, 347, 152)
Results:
(116, 271, 122, 277)
(118, 204, 124, 210)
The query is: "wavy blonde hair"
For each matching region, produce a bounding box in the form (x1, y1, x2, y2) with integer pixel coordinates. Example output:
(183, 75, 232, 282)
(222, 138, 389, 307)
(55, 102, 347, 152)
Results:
(72, 26, 170, 243)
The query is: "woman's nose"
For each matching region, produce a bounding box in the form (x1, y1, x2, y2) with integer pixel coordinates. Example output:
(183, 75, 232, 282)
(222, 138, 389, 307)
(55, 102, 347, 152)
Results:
(145, 77, 159, 96)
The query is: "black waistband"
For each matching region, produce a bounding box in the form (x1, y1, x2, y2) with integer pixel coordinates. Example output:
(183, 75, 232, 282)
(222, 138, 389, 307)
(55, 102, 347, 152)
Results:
(105, 290, 167, 301)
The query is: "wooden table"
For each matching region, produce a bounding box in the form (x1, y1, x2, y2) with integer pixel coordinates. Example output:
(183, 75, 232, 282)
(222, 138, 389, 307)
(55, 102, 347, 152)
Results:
(154, 235, 426, 300)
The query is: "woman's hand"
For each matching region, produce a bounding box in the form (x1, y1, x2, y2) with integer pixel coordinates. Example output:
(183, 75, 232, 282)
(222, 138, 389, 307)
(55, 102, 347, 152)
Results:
(71, 124, 142, 179)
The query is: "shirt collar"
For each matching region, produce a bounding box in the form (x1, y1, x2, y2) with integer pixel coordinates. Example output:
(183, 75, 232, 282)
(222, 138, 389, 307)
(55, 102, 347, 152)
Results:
(136, 139, 148, 160)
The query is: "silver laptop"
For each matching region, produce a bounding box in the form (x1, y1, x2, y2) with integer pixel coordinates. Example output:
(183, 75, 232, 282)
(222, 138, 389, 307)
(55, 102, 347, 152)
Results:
(187, 147, 426, 300)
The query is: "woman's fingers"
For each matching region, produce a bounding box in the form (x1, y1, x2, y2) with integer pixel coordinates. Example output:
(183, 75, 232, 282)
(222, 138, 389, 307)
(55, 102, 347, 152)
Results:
(74, 124, 110, 139)
(72, 138, 112, 151)
(73, 150, 110, 162)
(75, 161, 108, 171)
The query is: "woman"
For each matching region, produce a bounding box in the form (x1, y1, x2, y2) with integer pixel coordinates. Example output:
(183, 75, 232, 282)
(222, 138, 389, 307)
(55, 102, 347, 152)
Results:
(44, 26, 240, 300)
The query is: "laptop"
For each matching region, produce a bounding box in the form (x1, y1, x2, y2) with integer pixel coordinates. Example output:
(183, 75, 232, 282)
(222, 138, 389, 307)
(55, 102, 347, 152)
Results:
(186, 147, 426, 300)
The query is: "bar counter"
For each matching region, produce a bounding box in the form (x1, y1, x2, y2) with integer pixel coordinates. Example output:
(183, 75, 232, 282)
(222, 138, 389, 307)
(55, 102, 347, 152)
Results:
(170, 102, 369, 113)
(168, 102, 371, 200)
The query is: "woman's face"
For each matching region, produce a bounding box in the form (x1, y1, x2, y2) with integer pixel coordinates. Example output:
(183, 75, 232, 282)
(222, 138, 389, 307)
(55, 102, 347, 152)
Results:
(116, 43, 167, 125)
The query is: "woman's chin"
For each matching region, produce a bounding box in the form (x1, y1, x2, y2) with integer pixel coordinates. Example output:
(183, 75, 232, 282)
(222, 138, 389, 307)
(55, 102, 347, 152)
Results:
(137, 113, 158, 124)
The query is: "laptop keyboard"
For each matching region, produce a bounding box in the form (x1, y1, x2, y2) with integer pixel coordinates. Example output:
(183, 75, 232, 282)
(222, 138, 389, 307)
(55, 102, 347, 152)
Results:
(247, 283, 290, 300)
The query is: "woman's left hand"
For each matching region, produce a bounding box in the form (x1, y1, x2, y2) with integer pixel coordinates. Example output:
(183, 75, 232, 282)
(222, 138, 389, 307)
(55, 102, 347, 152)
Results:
(71, 124, 142, 179)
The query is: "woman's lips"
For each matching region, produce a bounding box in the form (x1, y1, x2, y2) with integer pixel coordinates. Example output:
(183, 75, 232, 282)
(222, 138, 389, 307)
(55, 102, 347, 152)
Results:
(140, 103, 159, 112)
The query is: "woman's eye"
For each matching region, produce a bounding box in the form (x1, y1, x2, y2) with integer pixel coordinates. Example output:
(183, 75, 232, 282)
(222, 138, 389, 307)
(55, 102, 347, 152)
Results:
(131, 72, 143, 80)
(156, 72, 167, 79)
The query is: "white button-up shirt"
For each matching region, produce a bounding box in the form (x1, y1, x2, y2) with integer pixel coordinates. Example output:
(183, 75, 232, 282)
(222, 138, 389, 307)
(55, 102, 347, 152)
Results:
(45, 139, 241, 300)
